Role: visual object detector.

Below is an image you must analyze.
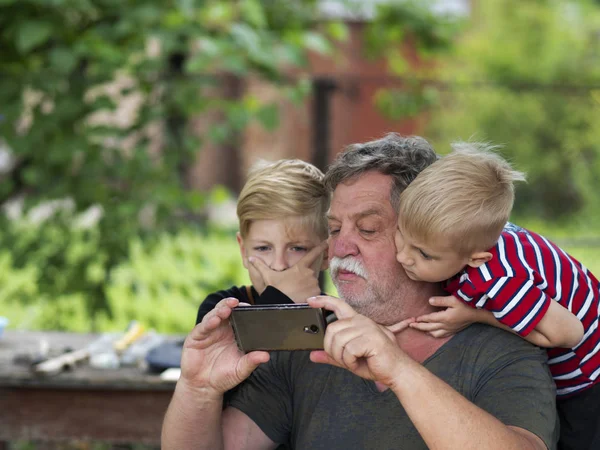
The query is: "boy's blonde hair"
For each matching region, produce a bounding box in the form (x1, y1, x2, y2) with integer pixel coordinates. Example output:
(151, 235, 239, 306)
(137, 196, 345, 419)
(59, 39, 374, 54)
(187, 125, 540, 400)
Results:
(398, 142, 526, 255)
(237, 159, 329, 239)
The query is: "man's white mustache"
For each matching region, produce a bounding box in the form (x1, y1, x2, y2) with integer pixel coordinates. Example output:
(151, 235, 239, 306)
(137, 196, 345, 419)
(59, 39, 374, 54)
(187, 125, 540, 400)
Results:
(330, 257, 368, 279)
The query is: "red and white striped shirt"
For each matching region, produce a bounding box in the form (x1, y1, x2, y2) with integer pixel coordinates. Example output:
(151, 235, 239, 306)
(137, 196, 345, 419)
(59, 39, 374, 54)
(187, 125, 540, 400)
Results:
(445, 223, 600, 397)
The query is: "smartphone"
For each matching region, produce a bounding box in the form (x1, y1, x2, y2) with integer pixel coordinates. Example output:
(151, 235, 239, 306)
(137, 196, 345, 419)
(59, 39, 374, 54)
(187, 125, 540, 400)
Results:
(230, 303, 335, 353)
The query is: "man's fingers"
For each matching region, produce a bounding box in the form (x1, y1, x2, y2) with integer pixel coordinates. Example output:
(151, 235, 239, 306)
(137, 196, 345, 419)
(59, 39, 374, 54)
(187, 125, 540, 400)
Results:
(237, 351, 271, 379)
(307, 295, 356, 320)
(197, 298, 238, 326)
(190, 298, 238, 340)
(187, 316, 225, 348)
(386, 318, 416, 334)
(298, 240, 329, 268)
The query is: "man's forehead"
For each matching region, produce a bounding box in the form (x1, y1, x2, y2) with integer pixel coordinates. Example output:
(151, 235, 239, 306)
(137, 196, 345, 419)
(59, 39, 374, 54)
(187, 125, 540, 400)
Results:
(327, 205, 386, 220)
(336, 172, 391, 198)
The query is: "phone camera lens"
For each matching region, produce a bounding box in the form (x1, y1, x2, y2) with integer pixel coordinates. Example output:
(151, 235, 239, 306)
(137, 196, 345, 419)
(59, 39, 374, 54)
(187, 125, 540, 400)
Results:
(303, 324, 320, 334)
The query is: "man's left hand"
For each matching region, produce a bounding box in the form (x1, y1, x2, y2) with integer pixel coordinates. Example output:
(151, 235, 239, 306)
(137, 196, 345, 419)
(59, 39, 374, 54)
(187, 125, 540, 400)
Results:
(307, 295, 414, 389)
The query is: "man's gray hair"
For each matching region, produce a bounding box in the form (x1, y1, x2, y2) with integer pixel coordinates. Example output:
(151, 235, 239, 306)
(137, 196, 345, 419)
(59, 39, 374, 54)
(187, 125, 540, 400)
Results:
(324, 133, 439, 211)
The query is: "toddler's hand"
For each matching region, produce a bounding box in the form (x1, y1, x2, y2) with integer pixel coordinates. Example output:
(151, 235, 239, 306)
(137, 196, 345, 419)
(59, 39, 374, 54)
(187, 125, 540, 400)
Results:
(410, 295, 476, 338)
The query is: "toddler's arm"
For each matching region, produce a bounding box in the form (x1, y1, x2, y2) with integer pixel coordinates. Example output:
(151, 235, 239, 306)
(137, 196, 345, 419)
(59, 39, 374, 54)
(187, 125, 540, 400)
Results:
(526, 300, 583, 348)
(469, 301, 582, 348)
(414, 295, 583, 348)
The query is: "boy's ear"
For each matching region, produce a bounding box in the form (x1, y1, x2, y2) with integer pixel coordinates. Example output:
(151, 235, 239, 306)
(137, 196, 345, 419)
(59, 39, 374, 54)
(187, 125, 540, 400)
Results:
(467, 251, 493, 268)
(237, 232, 249, 269)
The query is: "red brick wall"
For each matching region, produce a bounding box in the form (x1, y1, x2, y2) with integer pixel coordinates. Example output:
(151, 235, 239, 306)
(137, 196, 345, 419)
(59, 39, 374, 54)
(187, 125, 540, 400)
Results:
(190, 21, 427, 192)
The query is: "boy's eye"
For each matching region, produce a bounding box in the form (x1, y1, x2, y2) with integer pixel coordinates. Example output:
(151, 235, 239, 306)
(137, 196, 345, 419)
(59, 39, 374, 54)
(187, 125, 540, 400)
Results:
(291, 246, 308, 252)
(254, 246, 270, 252)
(418, 249, 432, 260)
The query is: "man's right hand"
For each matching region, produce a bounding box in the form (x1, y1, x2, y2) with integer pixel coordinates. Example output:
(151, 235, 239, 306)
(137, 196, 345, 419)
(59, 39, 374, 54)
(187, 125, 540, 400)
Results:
(179, 298, 270, 396)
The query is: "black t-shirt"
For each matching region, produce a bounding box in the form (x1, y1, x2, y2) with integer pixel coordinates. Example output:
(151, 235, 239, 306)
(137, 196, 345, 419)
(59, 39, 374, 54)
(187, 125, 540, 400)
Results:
(195, 285, 296, 450)
(196, 285, 294, 325)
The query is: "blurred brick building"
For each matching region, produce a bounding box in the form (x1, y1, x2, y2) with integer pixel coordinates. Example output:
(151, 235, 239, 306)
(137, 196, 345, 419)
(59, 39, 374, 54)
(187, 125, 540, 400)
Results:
(187, 0, 469, 193)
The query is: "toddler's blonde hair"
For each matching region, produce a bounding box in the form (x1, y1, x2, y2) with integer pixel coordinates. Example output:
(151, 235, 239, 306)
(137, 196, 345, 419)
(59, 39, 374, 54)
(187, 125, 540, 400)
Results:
(398, 142, 526, 255)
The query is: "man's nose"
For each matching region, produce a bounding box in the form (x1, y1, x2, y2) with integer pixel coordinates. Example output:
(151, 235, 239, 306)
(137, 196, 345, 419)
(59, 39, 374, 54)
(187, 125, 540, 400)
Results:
(331, 230, 359, 259)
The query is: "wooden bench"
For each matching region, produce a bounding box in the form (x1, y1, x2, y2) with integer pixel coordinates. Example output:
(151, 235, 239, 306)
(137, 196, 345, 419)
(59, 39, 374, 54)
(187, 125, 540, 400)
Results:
(0, 330, 178, 446)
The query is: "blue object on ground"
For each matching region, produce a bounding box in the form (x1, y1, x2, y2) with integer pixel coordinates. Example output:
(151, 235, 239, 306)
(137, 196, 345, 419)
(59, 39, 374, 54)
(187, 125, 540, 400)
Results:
(145, 339, 184, 373)
(0, 317, 8, 339)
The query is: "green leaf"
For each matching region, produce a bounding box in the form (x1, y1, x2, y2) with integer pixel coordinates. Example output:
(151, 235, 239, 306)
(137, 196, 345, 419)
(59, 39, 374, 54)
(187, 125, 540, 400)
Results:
(208, 124, 232, 144)
(49, 48, 77, 74)
(163, 10, 186, 28)
(386, 49, 408, 75)
(240, 0, 267, 29)
(284, 78, 312, 105)
(186, 191, 206, 210)
(230, 23, 261, 55)
(201, 2, 235, 28)
(302, 32, 332, 55)
(209, 185, 232, 205)
(326, 22, 349, 42)
(16, 21, 54, 53)
(256, 103, 279, 130)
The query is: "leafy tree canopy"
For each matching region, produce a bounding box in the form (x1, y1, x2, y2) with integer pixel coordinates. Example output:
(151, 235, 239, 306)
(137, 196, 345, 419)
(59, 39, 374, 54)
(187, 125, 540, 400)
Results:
(0, 0, 457, 327)
(428, 0, 600, 224)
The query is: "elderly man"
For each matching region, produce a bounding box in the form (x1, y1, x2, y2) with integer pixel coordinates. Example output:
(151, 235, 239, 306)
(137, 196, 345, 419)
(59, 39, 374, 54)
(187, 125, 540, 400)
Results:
(162, 134, 558, 450)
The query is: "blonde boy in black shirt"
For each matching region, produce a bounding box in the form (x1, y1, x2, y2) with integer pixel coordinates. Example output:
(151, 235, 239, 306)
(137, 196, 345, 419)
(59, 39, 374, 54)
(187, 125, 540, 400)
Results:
(196, 159, 330, 325)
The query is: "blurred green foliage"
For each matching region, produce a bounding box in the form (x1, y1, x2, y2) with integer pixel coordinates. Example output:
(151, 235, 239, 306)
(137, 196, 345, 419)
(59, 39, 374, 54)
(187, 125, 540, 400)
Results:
(366, 0, 462, 119)
(0, 213, 249, 332)
(0, 212, 345, 333)
(99, 228, 247, 333)
(426, 0, 600, 224)
(0, 212, 105, 331)
(0, 0, 459, 332)
(0, 0, 343, 328)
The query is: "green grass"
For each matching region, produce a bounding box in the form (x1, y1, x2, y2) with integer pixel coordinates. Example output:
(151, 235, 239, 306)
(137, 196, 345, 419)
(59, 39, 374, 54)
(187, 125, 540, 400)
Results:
(515, 217, 600, 277)
(557, 245, 600, 277)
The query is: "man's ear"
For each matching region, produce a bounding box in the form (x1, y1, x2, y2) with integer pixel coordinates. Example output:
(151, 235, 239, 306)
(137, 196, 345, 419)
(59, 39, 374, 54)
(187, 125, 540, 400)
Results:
(237, 232, 248, 269)
(467, 251, 493, 268)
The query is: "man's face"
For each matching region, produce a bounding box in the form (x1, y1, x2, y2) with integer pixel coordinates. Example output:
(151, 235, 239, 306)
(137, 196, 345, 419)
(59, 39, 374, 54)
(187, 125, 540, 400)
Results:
(327, 171, 415, 324)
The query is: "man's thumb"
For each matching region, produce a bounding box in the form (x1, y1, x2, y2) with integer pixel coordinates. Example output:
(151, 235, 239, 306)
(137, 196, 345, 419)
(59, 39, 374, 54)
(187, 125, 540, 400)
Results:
(238, 351, 270, 379)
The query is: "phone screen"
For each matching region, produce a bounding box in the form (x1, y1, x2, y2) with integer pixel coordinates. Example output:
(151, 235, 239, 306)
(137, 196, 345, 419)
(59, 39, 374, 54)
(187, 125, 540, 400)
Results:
(230, 304, 332, 352)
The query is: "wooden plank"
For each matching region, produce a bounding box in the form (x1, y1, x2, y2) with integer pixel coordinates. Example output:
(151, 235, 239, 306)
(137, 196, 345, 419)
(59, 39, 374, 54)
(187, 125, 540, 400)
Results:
(0, 330, 181, 444)
(0, 387, 173, 444)
(0, 330, 180, 390)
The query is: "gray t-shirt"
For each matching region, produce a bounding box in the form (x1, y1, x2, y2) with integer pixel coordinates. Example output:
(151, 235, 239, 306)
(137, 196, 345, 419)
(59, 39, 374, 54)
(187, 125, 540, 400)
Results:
(229, 324, 559, 449)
